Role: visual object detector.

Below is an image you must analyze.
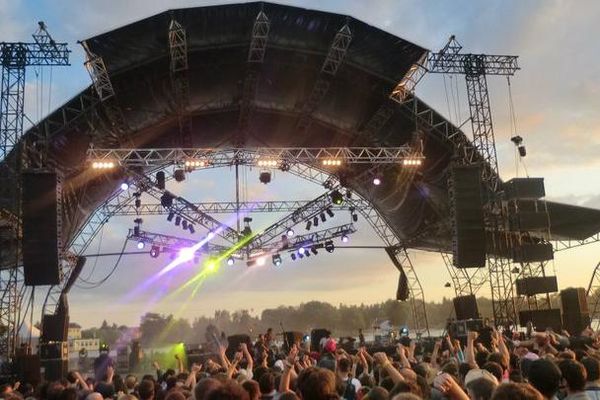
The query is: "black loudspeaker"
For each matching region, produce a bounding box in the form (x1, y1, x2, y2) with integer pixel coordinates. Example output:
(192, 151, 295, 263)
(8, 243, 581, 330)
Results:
(14, 354, 41, 386)
(504, 178, 545, 200)
(22, 171, 62, 286)
(116, 345, 129, 374)
(561, 288, 590, 335)
(519, 309, 562, 332)
(226, 334, 251, 359)
(450, 164, 486, 268)
(41, 359, 68, 381)
(39, 342, 68, 360)
(310, 329, 330, 352)
(515, 276, 559, 296)
(396, 270, 409, 301)
(283, 331, 304, 352)
(129, 341, 142, 372)
(509, 211, 550, 231)
(41, 295, 68, 342)
(453, 295, 479, 320)
(512, 243, 554, 263)
(561, 288, 589, 314)
(447, 319, 484, 346)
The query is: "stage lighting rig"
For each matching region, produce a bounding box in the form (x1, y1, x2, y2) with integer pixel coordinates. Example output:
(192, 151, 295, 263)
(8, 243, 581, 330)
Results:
(341, 233, 349, 243)
(330, 190, 344, 205)
(188, 224, 195, 234)
(175, 216, 181, 226)
(120, 180, 130, 191)
(227, 257, 235, 266)
(305, 220, 312, 231)
(242, 217, 253, 237)
(349, 207, 358, 222)
(322, 159, 342, 166)
(92, 161, 116, 170)
(320, 212, 326, 223)
(324, 240, 335, 253)
(326, 208, 334, 218)
(313, 216, 319, 227)
(161, 192, 174, 208)
(272, 254, 282, 267)
(287, 228, 294, 237)
(133, 218, 143, 236)
(291, 253, 297, 261)
(373, 177, 382, 186)
(259, 171, 272, 184)
(173, 169, 186, 182)
(167, 211, 175, 222)
(402, 158, 422, 166)
(150, 246, 160, 258)
(511, 135, 526, 157)
(156, 171, 166, 189)
(182, 220, 188, 230)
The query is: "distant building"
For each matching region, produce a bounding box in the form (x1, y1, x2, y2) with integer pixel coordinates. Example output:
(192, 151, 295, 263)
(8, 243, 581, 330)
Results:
(69, 338, 100, 353)
(68, 322, 82, 340)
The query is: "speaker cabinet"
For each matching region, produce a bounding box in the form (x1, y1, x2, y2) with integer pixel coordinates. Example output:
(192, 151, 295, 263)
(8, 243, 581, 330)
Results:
(512, 243, 554, 263)
(14, 354, 41, 386)
(509, 212, 550, 231)
(518, 309, 562, 332)
(282, 331, 304, 352)
(563, 313, 591, 336)
(22, 171, 62, 285)
(504, 178, 546, 200)
(226, 334, 252, 359)
(450, 164, 486, 268)
(453, 295, 479, 320)
(561, 287, 589, 314)
(516, 276, 558, 296)
(41, 359, 68, 381)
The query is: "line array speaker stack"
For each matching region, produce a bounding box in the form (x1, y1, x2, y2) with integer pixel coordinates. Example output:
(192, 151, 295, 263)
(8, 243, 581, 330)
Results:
(40, 342, 68, 381)
(22, 170, 62, 286)
(561, 287, 590, 335)
(518, 309, 562, 332)
(515, 276, 559, 296)
(449, 164, 486, 268)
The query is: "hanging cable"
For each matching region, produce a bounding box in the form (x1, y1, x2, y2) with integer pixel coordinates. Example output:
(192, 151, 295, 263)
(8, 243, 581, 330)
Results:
(76, 239, 128, 289)
(442, 75, 453, 124)
(79, 224, 105, 282)
(454, 74, 462, 124)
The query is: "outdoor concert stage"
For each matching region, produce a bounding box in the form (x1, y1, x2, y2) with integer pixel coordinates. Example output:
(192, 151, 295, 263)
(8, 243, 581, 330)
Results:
(1, 2, 600, 364)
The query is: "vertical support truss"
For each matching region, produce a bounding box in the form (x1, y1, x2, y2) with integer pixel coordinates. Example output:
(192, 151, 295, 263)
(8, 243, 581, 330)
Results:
(237, 11, 270, 145)
(390, 52, 429, 103)
(296, 23, 352, 131)
(0, 60, 26, 160)
(441, 252, 488, 297)
(169, 17, 192, 148)
(82, 43, 114, 102)
(587, 262, 600, 331)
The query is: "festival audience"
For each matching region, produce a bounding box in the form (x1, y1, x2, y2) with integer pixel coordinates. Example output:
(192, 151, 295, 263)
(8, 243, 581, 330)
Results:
(5, 325, 600, 400)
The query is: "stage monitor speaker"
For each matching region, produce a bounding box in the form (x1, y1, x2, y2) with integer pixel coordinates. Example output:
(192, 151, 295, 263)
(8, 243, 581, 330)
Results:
(283, 331, 304, 352)
(41, 295, 69, 342)
(310, 328, 330, 352)
(453, 295, 480, 320)
(518, 309, 562, 332)
(14, 354, 41, 386)
(512, 243, 554, 263)
(516, 276, 559, 296)
(226, 334, 251, 359)
(22, 171, 62, 286)
(561, 287, 589, 314)
(450, 164, 486, 268)
(504, 178, 545, 200)
(41, 359, 68, 381)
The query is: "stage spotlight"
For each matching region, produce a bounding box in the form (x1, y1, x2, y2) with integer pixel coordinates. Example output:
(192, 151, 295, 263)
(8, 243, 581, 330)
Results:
(320, 212, 326, 223)
(256, 256, 266, 266)
(272, 254, 282, 267)
(444, 282, 452, 288)
(92, 161, 116, 170)
(291, 253, 297, 261)
(137, 241, 145, 250)
(161, 192, 174, 208)
(330, 190, 344, 205)
(150, 246, 160, 258)
(167, 211, 175, 222)
(188, 224, 195, 234)
(182, 220, 188, 230)
(341, 234, 349, 243)
(305, 220, 312, 231)
(207, 230, 215, 239)
(310, 246, 318, 255)
(313, 216, 319, 227)
(298, 252, 304, 259)
(324, 240, 335, 253)
(135, 198, 141, 209)
(179, 247, 195, 262)
(373, 177, 381, 186)
(259, 171, 272, 184)
(298, 247, 306, 255)
(227, 257, 235, 266)
(326, 208, 334, 218)
(511, 267, 520, 274)
(305, 252, 311, 258)
(352, 213, 358, 223)
(279, 161, 290, 172)
(175, 216, 181, 226)
(173, 169, 186, 182)
(120, 181, 129, 191)
(287, 228, 295, 237)
(156, 171, 166, 189)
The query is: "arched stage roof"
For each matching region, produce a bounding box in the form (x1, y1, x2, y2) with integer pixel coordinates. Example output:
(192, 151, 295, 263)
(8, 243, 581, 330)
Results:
(2, 2, 600, 266)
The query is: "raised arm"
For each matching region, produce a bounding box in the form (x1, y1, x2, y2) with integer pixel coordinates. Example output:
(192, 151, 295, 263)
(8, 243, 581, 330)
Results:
(175, 354, 185, 374)
(184, 364, 201, 389)
(494, 329, 509, 369)
(431, 339, 442, 370)
(466, 331, 478, 369)
(373, 352, 404, 384)
(397, 344, 411, 369)
(240, 343, 253, 372)
(279, 346, 298, 394)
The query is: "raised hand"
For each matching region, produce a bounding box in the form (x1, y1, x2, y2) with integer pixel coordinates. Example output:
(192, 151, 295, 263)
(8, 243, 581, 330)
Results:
(287, 345, 299, 365)
(373, 352, 389, 365)
(468, 331, 478, 342)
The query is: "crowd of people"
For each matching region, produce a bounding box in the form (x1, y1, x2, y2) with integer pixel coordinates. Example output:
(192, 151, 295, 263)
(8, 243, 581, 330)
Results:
(3, 326, 600, 400)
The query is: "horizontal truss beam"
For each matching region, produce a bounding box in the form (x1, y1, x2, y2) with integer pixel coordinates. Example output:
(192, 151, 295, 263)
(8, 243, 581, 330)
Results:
(86, 147, 422, 167)
(106, 199, 370, 216)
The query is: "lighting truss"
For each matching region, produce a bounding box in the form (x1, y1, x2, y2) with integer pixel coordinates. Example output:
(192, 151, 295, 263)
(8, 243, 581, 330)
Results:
(105, 199, 370, 217)
(127, 229, 235, 258)
(244, 190, 339, 251)
(553, 232, 600, 252)
(86, 146, 422, 167)
(128, 170, 240, 244)
(257, 223, 357, 256)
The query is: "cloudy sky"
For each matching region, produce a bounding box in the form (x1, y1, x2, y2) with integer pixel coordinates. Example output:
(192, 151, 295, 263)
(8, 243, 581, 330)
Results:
(3, 0, 600, 328)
